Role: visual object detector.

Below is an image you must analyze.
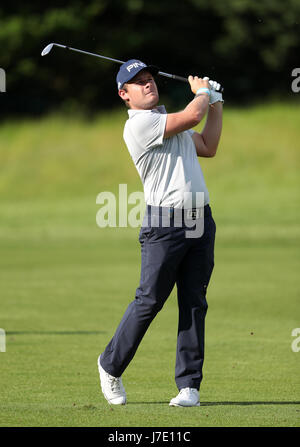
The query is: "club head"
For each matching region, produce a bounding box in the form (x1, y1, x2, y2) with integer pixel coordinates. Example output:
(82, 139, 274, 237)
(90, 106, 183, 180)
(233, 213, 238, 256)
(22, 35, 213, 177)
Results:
(41, 43, 54, 56)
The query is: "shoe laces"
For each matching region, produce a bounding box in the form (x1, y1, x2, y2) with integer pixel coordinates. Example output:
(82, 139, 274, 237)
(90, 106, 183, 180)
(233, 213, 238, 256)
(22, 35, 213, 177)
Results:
(179, 387, 197, 395)
(107, 373, 122, 392)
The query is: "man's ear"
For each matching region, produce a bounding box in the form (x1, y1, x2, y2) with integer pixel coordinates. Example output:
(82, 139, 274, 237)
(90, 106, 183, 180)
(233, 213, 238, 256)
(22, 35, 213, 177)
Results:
(119, 89, 130, 102)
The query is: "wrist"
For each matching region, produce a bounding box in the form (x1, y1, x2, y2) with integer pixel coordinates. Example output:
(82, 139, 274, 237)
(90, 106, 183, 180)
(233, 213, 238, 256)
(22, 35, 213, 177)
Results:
(195, 87, 211, 98)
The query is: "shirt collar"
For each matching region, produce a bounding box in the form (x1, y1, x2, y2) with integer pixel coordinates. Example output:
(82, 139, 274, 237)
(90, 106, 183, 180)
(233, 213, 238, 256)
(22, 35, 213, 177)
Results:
(128, 105, 167, 117)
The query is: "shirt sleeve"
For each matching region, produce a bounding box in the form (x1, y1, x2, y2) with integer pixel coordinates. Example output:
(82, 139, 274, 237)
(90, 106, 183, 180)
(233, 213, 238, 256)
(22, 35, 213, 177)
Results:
(130, 111, 167, 150)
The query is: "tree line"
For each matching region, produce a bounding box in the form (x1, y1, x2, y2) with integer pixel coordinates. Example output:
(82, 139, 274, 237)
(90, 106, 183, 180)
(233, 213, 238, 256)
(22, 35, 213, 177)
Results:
(0, 0, 299, 117)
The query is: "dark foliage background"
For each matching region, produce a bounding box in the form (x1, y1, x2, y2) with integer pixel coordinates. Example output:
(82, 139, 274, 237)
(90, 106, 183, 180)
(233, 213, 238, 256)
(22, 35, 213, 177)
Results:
(0, 0, 299, 116)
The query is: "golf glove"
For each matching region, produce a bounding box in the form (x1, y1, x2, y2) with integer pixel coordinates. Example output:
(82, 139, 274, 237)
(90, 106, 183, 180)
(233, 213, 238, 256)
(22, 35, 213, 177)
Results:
(209, 89, 224, 104)
(203, 76, 224, 104)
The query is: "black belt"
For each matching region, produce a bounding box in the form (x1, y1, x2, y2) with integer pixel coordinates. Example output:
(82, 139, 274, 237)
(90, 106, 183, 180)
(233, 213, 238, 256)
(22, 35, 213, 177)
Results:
(143, 204, 211, 227)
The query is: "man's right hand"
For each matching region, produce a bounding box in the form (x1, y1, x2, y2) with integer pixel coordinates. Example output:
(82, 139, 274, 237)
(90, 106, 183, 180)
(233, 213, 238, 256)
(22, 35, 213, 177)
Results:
(188, 76, 210, 95)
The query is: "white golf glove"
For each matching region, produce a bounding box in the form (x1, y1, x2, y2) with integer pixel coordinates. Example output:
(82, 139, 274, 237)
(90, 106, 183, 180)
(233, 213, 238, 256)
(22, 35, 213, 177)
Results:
(203, 76, 224, 104)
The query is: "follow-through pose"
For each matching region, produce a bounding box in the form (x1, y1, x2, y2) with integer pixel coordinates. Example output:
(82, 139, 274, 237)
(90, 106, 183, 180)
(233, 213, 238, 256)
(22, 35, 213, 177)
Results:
(98, 59, 223, 407)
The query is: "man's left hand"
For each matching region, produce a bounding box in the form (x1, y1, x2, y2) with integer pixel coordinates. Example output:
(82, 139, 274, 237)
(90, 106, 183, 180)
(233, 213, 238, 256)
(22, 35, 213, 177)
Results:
(209, 89, 224, 104)
(203, 77, 224, 104)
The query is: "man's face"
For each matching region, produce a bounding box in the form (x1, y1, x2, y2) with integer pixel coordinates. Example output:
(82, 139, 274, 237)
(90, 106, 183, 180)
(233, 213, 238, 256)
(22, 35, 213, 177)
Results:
(119, 70, 159, 110)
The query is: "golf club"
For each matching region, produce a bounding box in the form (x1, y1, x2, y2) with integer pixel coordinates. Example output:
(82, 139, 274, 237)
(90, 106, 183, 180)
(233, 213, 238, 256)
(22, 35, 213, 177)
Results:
(41, 42, 224, 92)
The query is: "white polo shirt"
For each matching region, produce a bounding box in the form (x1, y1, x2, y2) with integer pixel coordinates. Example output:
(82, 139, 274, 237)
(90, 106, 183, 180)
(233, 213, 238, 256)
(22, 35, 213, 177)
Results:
(123, 105, 210, 209)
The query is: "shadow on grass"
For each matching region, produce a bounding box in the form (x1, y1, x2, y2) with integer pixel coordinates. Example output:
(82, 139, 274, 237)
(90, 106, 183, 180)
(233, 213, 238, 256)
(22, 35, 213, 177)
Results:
(201, 401, 300, 406)
(130, 401, 300, 406)
(6, 331, 106, 335)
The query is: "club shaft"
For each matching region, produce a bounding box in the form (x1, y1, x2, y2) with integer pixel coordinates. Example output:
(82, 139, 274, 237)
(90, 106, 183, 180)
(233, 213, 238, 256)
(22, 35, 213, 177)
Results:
(45, 43, 224, 91)
(68, 47, 189, 83)
(66, 45, 125, 65)
(158, 71, 189, 83)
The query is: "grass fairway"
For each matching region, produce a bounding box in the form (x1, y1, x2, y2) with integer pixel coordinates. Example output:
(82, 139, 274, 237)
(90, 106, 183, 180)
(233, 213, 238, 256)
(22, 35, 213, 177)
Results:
(0, 103, 300, 427)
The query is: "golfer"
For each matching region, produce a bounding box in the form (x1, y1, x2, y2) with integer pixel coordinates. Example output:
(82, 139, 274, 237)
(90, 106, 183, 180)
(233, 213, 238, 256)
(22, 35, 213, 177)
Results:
(98, 59, 223, 407)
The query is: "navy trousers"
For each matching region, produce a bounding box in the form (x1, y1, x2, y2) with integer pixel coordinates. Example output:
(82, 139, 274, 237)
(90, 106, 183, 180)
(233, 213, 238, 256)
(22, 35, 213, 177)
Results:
(100, 205, 216, 390)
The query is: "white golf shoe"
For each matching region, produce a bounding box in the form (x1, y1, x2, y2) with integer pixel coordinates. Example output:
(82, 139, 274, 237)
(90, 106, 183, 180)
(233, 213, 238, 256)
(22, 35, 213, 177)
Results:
(169, 387, 200, 407)
(97, 355, 126, 405)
